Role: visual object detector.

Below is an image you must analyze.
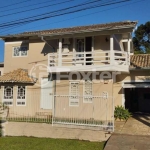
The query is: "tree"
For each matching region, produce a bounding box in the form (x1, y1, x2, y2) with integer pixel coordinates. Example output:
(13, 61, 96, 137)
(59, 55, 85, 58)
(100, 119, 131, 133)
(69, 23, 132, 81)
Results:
(133, 21, 150, 54)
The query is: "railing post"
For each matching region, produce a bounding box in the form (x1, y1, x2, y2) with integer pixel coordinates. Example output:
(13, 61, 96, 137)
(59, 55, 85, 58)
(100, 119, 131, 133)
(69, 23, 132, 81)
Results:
(110, 35, 114, 65)
(52, 93, 54, 126)
(127, 39, 131, 65)
(48, 53, 50, 69)
(73, 38, 75, 65)
(92, 36, 94, 65)
(58, 38, 62, 66)
(84, 51, 86, 65)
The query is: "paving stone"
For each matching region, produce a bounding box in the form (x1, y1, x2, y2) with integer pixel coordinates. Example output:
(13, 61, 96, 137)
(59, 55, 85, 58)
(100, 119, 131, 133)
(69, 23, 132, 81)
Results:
(104, 134, 150, 150)
(105, 114, 150, 150)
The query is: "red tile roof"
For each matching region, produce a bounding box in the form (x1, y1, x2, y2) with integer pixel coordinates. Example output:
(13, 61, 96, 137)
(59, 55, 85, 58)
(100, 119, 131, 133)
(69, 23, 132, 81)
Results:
(1, 21, 137, 38)
(130, 54, 150, 68)
(0, 68, 35, 83)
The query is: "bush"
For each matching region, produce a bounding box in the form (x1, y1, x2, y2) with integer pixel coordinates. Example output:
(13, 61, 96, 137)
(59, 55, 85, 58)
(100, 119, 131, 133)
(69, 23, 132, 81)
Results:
(114, 106, 131, 121)
(0, 102, 8, 137)
(0, 102, 8, 114)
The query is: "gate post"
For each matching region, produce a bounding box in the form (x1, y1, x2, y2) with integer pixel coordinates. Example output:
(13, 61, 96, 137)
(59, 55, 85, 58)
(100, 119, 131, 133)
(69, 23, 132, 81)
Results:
(52, 94, 54, 126)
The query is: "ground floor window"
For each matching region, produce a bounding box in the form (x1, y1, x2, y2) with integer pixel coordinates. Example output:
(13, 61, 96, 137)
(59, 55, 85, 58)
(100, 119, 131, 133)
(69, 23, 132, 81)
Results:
(83, 80, 93, 103)
(3, 86, 13, 106)
(16, 86, 26, 106)
(69, 81, 79, 106)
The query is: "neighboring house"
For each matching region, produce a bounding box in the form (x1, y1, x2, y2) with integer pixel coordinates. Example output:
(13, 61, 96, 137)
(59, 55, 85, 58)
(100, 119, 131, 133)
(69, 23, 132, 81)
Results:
(0, 21, 149, 131)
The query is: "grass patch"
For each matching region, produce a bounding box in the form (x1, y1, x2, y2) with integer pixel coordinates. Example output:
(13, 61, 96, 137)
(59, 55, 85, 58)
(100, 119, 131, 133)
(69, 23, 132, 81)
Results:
(0, 137, 105, 150)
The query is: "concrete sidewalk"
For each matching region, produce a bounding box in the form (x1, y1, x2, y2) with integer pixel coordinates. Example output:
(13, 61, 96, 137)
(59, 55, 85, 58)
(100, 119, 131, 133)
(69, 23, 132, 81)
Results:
(104, 134, 150, 150)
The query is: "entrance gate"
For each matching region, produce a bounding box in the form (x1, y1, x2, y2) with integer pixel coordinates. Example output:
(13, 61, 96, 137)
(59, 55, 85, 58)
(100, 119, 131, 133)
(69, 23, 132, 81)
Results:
(52, 95, 114, 132)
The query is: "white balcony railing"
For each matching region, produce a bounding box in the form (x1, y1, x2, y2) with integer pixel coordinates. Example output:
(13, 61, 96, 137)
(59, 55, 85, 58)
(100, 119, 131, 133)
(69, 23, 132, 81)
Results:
(48, 50, 129, 67)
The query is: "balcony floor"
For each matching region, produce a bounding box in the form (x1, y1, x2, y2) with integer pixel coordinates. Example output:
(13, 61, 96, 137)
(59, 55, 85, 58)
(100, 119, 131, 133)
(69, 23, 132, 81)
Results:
(48, 65, 129, 73)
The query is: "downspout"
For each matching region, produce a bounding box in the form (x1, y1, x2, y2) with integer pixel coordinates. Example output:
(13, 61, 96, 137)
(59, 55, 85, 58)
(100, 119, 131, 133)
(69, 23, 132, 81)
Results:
(41, 36, 55, 52)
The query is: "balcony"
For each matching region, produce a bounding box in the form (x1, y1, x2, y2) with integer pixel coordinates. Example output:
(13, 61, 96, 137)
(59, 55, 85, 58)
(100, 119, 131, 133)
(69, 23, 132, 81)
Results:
(48, 50, 130, 73)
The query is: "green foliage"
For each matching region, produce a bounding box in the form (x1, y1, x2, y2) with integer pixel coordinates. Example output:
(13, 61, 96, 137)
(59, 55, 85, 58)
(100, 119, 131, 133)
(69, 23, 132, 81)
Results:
(133, 21, 150, 54)
(114, 106, 131, 121)
(0, 102, 8, 137)
(0, 102, 8, 114)
(0, 127, 2, 137)
(0, 118, 3, 137)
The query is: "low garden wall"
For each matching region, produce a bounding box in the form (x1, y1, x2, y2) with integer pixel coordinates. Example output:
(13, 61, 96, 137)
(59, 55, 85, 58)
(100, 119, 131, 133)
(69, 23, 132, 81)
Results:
(3, 121, 111, 142)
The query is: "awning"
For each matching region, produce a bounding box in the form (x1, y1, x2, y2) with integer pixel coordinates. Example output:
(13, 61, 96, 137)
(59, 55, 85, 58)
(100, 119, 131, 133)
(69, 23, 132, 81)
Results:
(123, 83, 150, 88)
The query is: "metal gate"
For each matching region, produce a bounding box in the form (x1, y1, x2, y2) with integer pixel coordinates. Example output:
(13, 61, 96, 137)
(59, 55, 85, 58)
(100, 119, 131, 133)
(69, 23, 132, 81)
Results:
(52, 95, 114, 132)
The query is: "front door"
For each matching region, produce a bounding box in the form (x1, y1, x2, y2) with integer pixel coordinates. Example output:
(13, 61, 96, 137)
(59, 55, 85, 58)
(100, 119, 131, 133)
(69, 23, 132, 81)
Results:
(76, 38, 84, 65)
(41, 78, 53, 109)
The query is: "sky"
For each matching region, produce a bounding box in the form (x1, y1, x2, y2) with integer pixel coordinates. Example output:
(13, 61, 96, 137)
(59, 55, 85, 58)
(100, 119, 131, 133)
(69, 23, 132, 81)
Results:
(0, 0, 149, 62)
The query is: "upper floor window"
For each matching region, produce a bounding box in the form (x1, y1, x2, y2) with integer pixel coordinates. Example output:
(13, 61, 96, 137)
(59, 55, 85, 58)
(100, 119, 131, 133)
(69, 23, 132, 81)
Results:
(76, 39, 84, 53)
(13, 46, 27, 57)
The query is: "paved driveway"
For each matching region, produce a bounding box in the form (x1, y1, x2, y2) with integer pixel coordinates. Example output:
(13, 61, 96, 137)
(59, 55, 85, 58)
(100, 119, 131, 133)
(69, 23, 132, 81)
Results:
(104, 134, 150, 150)
(104, 114, 150, 150)
(115, 114, 150, 135)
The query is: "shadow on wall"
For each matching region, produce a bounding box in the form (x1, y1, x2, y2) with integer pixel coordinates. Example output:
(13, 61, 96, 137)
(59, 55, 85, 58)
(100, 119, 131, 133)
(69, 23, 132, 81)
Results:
(20, 42, 29, 53)
(41, 40, 57, 56)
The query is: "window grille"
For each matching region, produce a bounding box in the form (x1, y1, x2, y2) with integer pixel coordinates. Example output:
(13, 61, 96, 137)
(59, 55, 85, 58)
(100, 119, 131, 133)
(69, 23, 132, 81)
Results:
(3, 86, 13, 106)
(69, 82, 79, 106)
(17, 86, 26, 106)
(13, 46, 27, 57)
(4, 86, 13, 99)
(84, 80, 93, 103)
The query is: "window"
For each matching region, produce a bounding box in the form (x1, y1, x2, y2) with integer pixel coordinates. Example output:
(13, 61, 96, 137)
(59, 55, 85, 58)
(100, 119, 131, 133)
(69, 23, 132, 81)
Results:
(13, 46, 27, 57)
(3, 86, 13, 106)
(76, 39, 84, 57)
(17, 86, 26, 106)
(83, 80, 92, 103)
(69, 82, 79, 106)
(76, 39, 84, 52)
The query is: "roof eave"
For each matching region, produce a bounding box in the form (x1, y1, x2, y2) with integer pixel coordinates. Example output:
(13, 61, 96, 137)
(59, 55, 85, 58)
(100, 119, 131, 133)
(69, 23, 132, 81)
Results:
(0, 24, 136, 39)
(130, 67, 150, 70)
(40, 25, 136, 37)
(0, 81, 35, 84)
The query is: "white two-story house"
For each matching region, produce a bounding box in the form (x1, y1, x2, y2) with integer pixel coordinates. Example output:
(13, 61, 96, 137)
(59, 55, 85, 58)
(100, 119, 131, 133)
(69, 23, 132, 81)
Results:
(1, 21, 149, 131)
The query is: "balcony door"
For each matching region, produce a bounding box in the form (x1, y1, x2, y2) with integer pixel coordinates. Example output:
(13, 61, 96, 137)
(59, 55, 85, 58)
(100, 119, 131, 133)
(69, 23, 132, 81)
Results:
(76, 38, 84, 57)
(76, 38, 85, 65)
(76, 37, 92, 65)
